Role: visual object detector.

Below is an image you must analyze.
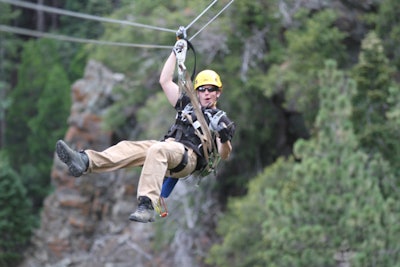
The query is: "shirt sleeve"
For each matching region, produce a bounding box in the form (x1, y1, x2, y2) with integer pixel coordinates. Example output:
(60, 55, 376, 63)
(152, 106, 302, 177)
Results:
(174, 94, 191, 111)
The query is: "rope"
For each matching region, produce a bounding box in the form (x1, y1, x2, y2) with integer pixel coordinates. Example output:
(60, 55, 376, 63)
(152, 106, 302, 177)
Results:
(1, 0, 176, 33)
(0, 25, 171, 49)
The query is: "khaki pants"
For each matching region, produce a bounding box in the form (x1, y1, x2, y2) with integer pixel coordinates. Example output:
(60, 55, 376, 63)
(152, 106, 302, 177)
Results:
(84, 138, 198, 206)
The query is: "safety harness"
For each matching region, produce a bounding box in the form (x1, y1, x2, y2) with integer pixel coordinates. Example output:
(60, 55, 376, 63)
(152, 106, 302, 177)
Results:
(176, 40, 220, 177)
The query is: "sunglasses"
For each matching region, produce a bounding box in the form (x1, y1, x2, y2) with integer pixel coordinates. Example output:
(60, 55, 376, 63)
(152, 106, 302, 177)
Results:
(197, 86, 219, 92)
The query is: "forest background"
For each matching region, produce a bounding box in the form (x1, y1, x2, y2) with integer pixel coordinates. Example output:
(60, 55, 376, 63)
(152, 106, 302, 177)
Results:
(1, 0, 400, 266)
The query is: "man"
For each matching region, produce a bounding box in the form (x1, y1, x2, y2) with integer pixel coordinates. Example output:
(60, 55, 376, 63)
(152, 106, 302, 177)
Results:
(56, 37, 235, 223)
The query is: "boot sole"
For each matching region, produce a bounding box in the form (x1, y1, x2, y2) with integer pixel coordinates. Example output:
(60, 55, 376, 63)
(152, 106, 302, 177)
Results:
(128, 214, 155, 223)
(56, 140, 83, 177)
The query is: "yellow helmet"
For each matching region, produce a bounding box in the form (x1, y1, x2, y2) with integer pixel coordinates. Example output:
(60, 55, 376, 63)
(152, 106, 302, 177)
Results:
(194, 70, 223, 91)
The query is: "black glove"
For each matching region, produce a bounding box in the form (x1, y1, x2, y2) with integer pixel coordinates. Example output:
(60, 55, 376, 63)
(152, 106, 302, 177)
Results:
(209, 110, 226, 131)
(207, 109, 235, 143)
(218, 126, 231, 143)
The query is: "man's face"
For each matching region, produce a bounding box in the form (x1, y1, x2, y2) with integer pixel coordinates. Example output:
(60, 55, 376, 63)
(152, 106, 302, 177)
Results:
(196, 85, 221, 108)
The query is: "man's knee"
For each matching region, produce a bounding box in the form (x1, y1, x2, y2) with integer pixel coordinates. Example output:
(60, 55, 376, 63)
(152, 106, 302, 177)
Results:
(147, 142, 168, 158)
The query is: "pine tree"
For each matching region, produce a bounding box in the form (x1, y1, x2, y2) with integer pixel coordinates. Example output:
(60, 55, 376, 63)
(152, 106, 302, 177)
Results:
(351, 32, 398, 174)
(27, 64, 70, 207)
(5, 38, 71, 210)
(0, 2, 21, 149)
(207, 61, 400, 267)
(385, 84, 400, 176)
(0, 152, 36, 267)
(6, 39, 58, 166)
(373, 0, 400, 69)
(287, 60, 399, 266)
(268, 9, 348, 124)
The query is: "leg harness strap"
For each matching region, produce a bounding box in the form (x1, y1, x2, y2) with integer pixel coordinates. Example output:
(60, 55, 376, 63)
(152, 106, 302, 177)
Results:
(169, 146, 188, 173)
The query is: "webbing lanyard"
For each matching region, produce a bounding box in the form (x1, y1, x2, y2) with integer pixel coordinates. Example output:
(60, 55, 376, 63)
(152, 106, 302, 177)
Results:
(156, 197, 168, 218)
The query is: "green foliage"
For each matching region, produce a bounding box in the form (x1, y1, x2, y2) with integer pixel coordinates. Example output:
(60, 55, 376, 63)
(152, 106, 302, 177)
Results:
(263, 9, 348, 126)
(286, 9, 348, 70)
(207, 158, 295, 267)
(198, 0, 291, 197)
(60, 0, 113, 39)
(6, 39, 56, 166)
(57, 0, 113, 81)
(207, 61, 281, 197)
(230, 0, 286, 74)
(136, 91, 175, 140)
(0, 2, 21, 149)
(28, 64, 70, 158)
(5, 38, 71, 209)
(208, 61, 400, 267)
(372, 0, 400, 69)
(386, 85, 400, 124)
(225, 82, 276, 165)
(101, 80, 156, 140)
(0, 2, 21, 80)
(384, 84, 400, 176)
(68, 46, 89, 82)
(235, 0, 281, 32)
(27, 64, 70, 205)
(219, 9, 350, 203)
(350, 32, 399, 174)
(352, 32, 392, 125)
(0, 152, 36, 267)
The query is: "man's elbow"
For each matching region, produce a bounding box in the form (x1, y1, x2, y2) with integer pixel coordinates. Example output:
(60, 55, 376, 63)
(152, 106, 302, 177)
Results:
(159, 76, 167, 88)
(219, 142, 232, 160)
(220, 152, 230, 161)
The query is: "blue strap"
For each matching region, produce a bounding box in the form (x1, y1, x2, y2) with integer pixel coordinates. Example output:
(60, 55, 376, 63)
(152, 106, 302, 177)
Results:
(161, 177, 179, 198)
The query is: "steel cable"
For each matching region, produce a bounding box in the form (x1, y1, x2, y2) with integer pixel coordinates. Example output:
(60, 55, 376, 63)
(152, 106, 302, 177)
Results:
(0, 25, 172, 49)
(0, 0, 176, 33)
(0, 0, 235, 48)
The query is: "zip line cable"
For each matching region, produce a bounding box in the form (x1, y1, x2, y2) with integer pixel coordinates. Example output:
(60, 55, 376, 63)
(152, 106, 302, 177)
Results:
(189, 0, 234, 41)
(0, 0, 176, 33)
(0, 25, 172, 49)
(185, 0, 218, 31)
(0, 0, 234, 48)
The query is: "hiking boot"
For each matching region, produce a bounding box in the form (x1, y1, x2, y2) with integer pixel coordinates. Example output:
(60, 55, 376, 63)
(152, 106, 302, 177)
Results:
(129, 196, 155, 223)
(56, 140, 89, 177)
